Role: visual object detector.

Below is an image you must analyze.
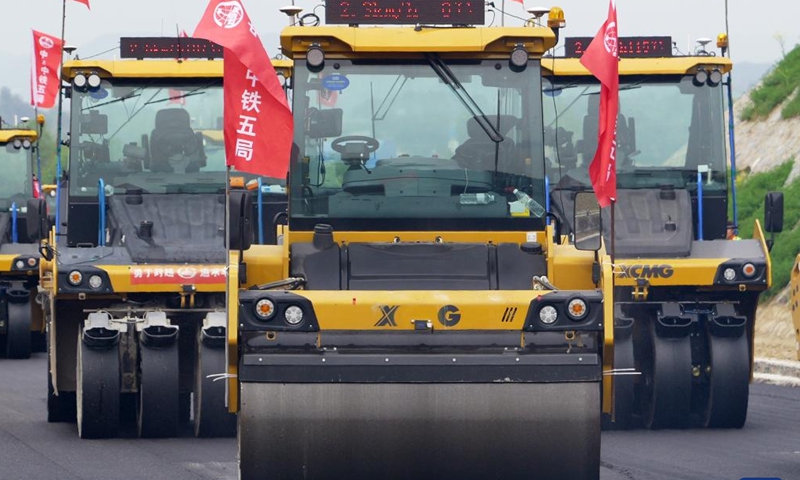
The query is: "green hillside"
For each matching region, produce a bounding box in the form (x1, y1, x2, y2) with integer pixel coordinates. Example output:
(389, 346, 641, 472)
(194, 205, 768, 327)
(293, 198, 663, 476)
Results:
(741, 45, 800, 121)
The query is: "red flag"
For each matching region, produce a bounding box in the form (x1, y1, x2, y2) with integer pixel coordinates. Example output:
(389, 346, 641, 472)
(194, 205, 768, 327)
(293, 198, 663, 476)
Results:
(510, 0, 524, 4)
(71, 0, 90, 9)
(31, 30, 64, 109)
(193, 0, 292, 178)
(579, 0, 618, 208)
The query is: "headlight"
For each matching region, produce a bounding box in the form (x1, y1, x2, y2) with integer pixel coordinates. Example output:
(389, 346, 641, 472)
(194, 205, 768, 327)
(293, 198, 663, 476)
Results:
(87, 73, 102, 89)
(254, 299, 276, 320)
(307, 45, 325, 68)
(742, 263, 757, 278)
(510, 44, 529, 68)
(22, 139, 32, 149)
(539, 305, 558, 325)
(723, 268, 736, 282)
(566, 298, 588, 320)
(27, 257, 37, 267)
(15, 260, 24, 269)
(73, 74, 87, 89)
(68, 270, 83, 286)
(88, 275, 103, 290)
(284, 305, 304, 325)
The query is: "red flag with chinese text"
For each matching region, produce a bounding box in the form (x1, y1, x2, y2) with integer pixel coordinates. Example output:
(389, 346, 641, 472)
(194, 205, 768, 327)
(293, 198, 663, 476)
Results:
(193, 0, 292, 178)
(31, 30, 64, 109)
(70, 0, 90, 9)
(579, 0, 618, 208)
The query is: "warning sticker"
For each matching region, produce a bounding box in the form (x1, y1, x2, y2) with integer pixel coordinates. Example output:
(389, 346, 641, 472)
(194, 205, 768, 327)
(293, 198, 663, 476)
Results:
(129, 266, 227, 285)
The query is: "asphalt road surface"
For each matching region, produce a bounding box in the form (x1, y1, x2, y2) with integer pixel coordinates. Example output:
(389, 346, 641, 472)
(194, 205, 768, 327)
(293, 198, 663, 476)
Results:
(2, 353, 798, 480)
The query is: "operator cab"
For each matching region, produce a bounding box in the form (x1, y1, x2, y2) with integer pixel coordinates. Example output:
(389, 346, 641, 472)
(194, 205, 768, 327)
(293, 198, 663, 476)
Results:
(290, 39, 548, 232)
(544, 37, 730, 251)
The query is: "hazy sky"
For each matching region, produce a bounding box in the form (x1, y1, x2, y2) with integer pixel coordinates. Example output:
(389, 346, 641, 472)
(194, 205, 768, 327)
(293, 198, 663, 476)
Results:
(1, 0, 795, 67)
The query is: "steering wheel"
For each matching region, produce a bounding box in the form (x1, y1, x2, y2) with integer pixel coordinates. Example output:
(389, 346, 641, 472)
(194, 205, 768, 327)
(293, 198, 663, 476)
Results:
(330, 136, 380, 155)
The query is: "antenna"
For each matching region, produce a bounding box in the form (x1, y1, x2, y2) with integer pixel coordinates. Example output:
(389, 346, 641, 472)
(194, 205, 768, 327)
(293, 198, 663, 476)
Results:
(526, 7, 550, 27)
(279, 5, 304, 25)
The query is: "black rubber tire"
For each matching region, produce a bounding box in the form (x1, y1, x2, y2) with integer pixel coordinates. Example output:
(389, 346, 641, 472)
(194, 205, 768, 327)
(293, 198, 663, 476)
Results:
(137, 343, 180, 438)
(76, 329, 120, 438)
(642, 321, 692, 429)
(194, 331, 236, 437)
(603, 329, 636, 430)
(5, 301, 32, 359)
(704, 334, 750, 428)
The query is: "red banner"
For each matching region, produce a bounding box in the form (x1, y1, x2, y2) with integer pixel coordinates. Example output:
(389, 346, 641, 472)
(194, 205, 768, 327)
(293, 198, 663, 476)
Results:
(31, 30, 63, 109)
(579, 0, 618, 208)
(193, 0, 292, 179)
(71, 0, 91, 9)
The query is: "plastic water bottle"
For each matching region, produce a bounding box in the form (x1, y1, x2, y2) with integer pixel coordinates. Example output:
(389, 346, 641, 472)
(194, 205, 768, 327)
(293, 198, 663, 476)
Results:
(512, 189, 546, 217)
(459, 193, 496, 205)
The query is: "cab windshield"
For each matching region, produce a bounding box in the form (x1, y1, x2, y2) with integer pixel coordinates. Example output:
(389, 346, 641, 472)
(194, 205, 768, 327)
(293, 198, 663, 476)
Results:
(0, 142, 32, 208)
(290, 58, 546, 231)
(69, 79, 282, 196)
(543, 75, 727, 192)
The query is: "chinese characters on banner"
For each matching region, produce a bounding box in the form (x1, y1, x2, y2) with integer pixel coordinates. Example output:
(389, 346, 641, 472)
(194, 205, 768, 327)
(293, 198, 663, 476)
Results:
(579, 0, 619, 208)
(30, 30, 64, 109)
(194, 0, 292, 178)
(130, 266, 227, 285)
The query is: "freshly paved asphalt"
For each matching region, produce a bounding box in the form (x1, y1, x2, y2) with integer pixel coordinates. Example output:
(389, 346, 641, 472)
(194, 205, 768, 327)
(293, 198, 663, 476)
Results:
(1, 353, 798, 480)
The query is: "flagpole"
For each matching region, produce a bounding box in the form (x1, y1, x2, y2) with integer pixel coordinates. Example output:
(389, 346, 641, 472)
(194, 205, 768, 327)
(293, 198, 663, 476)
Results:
(54, 0, 67, 236)
(610, 200, 615, 265)
(35, 106, 43, 197)
(501, 0, 506, 26)
(224, 164, 231, 407)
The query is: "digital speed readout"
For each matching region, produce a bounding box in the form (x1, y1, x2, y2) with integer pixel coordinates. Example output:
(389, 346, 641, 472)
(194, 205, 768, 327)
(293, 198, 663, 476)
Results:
(325, 1, 485, 25)
(566, 36, 673, 58)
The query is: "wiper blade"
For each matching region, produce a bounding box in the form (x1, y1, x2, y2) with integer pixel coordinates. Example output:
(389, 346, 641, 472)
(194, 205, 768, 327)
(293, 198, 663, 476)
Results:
(543, 82, 578, 94)
(583, 81, 643, 96)
(82, 93, 141, 111)
(425, 53, 503, 143)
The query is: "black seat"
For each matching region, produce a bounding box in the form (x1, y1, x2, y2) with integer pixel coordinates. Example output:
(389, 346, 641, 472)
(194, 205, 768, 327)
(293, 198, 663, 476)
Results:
(149, 109, 206, 173)
(452, 115, 520, 173)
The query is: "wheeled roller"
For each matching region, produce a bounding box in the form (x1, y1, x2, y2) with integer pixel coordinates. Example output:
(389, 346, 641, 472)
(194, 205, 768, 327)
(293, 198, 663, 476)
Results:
(239, 382, 599, 480)
(703, 304, 750, 428)
(641, 312, 692, 430)
(193, 312, 236, 437)
(4, 292, 32, 359)
(76, 315, 121, 439)
(137, 312, 180, 438)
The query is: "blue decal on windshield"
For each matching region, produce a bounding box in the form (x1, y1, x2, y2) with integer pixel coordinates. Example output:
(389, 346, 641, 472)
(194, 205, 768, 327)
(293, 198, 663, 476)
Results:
(321, 74, 350, 91)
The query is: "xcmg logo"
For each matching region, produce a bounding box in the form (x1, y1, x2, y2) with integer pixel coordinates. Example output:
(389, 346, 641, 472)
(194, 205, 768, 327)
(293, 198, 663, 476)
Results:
(615, 264, 675, 279)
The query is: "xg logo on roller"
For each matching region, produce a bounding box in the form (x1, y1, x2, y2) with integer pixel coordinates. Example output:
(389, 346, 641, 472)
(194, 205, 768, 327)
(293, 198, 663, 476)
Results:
(438, 305, 461, 327)
(615, 264, 674, 279)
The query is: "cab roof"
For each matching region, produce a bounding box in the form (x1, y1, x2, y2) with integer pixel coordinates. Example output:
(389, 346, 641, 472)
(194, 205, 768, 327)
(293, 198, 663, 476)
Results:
(0, 129, 38, 144)
(541, 56, 733, 76)
(280, 26, 557, 58)
(62, 58, 293, 80)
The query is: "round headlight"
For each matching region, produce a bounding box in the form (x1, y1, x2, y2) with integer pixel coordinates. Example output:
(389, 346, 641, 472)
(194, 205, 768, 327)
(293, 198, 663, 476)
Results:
(27, 257, 37, 267)
(73, 74, 88, 89)
(254, 298, 276, 320)
(68, 270, 83, 286)
(88, 275, 103, 290)
(742, 263, 757, 278)
(12, 139, 22, 149)
(693, 70, 708, 86)
(307, 45, 325, 68)
(22, 139, 32, 149)
(510, 45, 529, 68)
(723, 267, 736, 282)
(15, 260, 24, 269)
(284, 305, 304, 325)
(708, 69, 723, 86)
(87, 74, 102, 89)
(539, 305, 558, 325)
(566, 298, 588, 320)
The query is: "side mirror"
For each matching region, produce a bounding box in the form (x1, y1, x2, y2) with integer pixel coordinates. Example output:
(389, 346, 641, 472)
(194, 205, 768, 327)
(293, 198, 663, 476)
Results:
(764, 191, 784, 233)
(573, 191, 602, 251)
(228, 191, 253, 252)
(26, 198, 48, 242)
